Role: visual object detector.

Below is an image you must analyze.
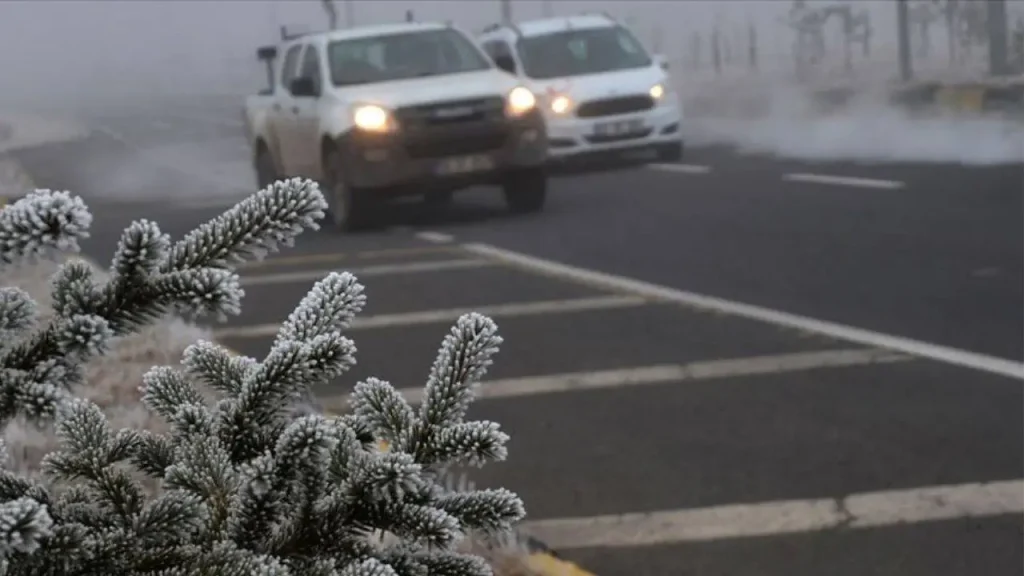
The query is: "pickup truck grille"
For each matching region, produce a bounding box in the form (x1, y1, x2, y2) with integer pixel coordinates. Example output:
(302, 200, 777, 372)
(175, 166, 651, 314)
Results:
(396, 96, 509, 159)
(395, 96, 506, 127)
(576, 95, 655, 118)
(403, 127, 508, 159)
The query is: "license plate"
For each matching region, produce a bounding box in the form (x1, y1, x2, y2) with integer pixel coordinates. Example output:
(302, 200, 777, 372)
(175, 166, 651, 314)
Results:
(593, 119, 645, 137)
(436, 154, 494, 175)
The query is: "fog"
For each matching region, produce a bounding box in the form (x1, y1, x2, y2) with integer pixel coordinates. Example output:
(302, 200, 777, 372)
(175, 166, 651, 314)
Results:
(1, 0, 1021, 165)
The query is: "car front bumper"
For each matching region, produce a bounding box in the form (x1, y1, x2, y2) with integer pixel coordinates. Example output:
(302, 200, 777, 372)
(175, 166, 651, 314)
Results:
(335, 110, 547, 194)
(543, 99, 683, 164)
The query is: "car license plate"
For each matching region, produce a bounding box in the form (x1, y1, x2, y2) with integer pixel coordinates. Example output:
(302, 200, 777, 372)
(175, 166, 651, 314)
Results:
(436, 154, 494, 175)
(593, 119, 645, 137)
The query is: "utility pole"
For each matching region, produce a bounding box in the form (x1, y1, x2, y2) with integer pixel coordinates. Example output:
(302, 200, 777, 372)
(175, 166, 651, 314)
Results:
(987, 0, 1010, 75)
(896, 0, 913, 82)
(500, 0, 512, 25)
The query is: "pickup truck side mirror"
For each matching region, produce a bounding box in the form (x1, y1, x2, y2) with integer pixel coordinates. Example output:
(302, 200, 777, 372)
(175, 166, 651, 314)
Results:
(257, 46, 278, 61)
(493, 54, 517, 75)
(654, 53, 669, 71)
(289, 77, 318, 98)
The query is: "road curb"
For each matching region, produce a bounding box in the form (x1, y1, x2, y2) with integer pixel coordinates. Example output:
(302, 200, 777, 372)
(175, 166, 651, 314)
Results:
(814, 78, 1024, 116)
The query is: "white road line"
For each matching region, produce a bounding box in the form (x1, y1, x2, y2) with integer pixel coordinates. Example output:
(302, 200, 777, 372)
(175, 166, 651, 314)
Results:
(320, 348, 909, 411)
(462, 243, 1024, 381)
(783, 173, 905, 190)
(649, 163, 712, 174)
(213, 295, 647, 339)
(415, 231, 455, 244)
(522, 479, 1024, 550)
(240, 259, 493, 287)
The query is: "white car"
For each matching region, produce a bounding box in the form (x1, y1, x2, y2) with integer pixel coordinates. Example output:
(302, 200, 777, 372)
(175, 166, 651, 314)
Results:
(244, 22, 549, 231)
(478, 13, 683, 170)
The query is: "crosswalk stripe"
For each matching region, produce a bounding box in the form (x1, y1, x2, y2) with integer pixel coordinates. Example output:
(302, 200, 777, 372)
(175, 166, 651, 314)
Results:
(213, 295, 648, 340)
(240, 259, 495, 287)
(521, 479, 1024, 550)
(319, 348, 909, 412)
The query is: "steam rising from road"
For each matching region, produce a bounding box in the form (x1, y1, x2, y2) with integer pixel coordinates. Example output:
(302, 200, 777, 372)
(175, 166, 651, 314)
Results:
(0, 0, 1020, 173)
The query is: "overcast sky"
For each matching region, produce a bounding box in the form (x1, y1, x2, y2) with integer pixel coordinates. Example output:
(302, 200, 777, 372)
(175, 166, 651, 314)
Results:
(1, 0, 1015, 109)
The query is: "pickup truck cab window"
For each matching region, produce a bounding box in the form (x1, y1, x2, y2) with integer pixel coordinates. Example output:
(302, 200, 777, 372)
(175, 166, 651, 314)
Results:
(280, 44, 304, 90)
(327, 28, 492, 86)
(298, 43, 323, 95)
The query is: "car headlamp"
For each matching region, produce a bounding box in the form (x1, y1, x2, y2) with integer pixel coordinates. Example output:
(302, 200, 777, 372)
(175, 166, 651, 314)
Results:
(649, 83, 666, 100)
(506, 86, 537, 117)
(352, 104, 395, 132)
(549, 94, 572, 114)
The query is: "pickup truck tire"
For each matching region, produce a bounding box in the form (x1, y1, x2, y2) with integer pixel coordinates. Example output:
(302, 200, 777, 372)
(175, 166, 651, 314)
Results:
(255, 145, 278, 190)
(502, 168, 547, 214)
(325, 152, 375, 232)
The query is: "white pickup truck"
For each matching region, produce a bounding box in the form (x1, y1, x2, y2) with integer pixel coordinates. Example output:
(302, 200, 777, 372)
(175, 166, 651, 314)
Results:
(243, 22, 549, 231)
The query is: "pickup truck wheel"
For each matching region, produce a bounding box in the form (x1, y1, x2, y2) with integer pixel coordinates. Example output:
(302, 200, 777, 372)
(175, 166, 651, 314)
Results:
(502, 167, 547, 214)
(325, 153, 375, 231)
(255, 147, 277, 190)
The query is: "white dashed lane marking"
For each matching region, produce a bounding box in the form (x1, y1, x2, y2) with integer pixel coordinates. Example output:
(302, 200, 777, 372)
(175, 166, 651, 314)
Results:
(783, 173, 905, 190)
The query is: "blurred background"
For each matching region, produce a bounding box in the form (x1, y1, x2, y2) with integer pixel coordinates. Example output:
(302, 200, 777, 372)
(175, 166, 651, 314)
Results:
(0, 0, 1021, 108)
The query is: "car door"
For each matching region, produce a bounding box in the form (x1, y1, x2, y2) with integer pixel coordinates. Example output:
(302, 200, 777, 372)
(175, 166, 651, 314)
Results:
(274, 43, 305, 176)
(291, 43, 325, 180)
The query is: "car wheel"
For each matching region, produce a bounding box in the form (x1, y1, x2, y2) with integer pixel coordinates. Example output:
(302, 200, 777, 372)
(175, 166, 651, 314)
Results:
(255, 145, 278, 190)
(503, 168, 547, 214)
(656, 142, 684, 163)
(325, 151, 375, 232)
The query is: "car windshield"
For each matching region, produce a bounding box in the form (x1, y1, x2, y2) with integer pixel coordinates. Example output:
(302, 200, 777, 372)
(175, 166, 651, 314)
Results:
(328, 29, 493, 86)
(516, 25, 652, 79)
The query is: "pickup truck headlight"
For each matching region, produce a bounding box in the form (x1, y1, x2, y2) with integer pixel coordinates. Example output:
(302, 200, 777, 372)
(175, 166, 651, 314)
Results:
(352, 104, 395, 132)
(506, 86, 537, 117)
(649, 83, 666, 100)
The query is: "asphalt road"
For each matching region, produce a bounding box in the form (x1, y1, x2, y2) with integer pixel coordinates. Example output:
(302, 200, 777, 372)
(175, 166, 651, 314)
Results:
(7, 101, 1023, 576)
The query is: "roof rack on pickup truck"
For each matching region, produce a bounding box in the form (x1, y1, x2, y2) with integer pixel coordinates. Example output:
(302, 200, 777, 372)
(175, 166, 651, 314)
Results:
(279, 25, 311, 41)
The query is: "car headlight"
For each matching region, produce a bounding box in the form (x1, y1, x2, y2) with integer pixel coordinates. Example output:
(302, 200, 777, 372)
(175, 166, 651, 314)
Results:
(550, 94, 572, 114)
(649, 84, 665, 100)
(506, 86, 537, 117)
(352, 104, 394, 132)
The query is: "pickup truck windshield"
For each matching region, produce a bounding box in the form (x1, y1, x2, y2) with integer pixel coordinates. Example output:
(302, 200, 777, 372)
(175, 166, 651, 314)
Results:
(515, 25, 652, 80)
(328, 29, 492, 86)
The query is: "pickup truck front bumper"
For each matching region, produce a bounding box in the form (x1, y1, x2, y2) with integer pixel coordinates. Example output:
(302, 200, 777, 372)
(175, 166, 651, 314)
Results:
(334, 110, 547, 194)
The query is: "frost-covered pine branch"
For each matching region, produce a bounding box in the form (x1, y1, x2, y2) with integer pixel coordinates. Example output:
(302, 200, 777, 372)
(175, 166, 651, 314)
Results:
(0, 178, 327, 427)
(0, 268, 524, 575)
(0, 178, 526, 575)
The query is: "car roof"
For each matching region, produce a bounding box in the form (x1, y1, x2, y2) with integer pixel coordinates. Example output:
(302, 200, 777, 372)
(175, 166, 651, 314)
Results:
(515, 14, 617, 38)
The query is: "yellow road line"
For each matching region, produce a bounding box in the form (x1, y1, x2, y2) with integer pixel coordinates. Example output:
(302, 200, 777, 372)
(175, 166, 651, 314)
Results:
(525, 553, 598, 576)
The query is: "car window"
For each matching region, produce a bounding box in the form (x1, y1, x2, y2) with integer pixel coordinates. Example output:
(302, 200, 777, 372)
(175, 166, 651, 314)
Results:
(327, 28, 493, 87)
(516, 25, 652, 80)
(280, 44, 304, 89)
(299, 44, 323, 94)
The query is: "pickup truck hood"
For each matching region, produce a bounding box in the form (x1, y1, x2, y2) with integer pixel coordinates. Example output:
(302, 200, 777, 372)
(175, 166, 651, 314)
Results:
(334, 70, 518, 108)
(528, 66, 665, 102)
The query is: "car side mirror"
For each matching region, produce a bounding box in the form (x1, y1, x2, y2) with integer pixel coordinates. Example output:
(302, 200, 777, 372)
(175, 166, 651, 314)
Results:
(257, 46, 278, 61)
(654, 53, 669, 71)
(493, 54, 517, 74)
(289, 77, 318, 98)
